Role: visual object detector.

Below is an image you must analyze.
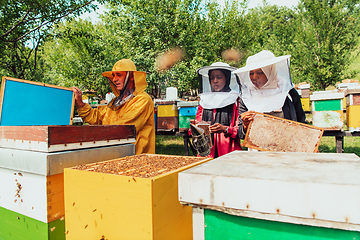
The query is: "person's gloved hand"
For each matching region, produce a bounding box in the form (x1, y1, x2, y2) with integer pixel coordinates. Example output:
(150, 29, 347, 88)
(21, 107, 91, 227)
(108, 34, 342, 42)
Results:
(241, 110, 255, 132)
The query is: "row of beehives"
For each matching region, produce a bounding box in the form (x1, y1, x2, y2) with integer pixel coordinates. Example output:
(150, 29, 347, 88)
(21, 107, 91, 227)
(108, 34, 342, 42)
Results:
(154, 99, 199, 132)
(307, 87, 360, 131)
(2, 124, 360, 240)
(153, 86, 360, 132)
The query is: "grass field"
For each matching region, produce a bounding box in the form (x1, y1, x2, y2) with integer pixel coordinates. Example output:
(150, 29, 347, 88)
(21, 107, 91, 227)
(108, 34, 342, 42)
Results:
(155, 135, 360, 157)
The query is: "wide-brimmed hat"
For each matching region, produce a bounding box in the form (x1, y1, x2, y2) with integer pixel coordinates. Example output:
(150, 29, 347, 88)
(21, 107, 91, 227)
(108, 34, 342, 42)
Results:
(101, 59, 145, 81)
(233, 50, 290, 74)
(197, 62, 237, 77)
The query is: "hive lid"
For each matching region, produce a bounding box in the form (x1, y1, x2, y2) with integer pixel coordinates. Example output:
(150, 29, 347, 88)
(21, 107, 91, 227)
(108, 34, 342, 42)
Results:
(177, 100, 199, 107)
(298, 83, 310, 89)
(345, 87, 360, 96)
(179, 151, 360, 230)
(310, 91, 344, 101)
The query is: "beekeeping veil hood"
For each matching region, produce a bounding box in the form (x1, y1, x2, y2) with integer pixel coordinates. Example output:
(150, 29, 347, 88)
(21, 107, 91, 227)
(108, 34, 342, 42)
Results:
(197, 62, 240, 109)
(102, 59, 147, 109)
(233, 50, 293, 113)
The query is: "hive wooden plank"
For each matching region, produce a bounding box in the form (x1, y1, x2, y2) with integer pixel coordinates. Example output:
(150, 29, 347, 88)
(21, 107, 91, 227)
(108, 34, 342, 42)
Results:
(244, 113, 323, 152)
(47, 173, 64, 222)
(0, 76, 74, 126)
(0, 125, 136, 152)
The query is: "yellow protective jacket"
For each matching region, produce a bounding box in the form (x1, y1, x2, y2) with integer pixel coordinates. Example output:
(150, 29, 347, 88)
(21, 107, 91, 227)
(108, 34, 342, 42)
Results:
(77, 71, 155, 154)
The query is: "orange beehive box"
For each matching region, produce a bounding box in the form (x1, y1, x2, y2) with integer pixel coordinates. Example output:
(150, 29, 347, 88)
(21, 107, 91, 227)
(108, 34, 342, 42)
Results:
(244, 113, 324, 153)
(64, 154, 212, 240)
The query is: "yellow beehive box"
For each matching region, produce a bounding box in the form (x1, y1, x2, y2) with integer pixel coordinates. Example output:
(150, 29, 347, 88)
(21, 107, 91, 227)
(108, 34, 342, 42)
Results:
(157, 104, 179, 117)
(346, 105, 360, 132)
(300, 97, 310, 112)
(64, 154, 211, 240)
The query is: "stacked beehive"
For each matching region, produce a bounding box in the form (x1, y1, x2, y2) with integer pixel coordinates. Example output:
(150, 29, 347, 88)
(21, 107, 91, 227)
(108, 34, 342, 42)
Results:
(0, 125, 136, 240)
(177, 101, 199, 131)
(298, 83, 310, 112)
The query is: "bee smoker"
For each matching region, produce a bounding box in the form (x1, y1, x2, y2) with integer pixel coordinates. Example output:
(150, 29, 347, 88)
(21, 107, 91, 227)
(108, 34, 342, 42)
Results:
(190, 123, 212, 157)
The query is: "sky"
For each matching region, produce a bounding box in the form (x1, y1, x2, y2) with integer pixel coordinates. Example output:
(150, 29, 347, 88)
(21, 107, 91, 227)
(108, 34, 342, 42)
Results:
(247, 0, 299, 8)
(80, 0, 300, 23)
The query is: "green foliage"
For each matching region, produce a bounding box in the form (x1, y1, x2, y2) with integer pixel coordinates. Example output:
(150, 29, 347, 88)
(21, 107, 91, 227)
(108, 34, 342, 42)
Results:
(1, 0, 360, 96)
(0, 0, 99, 80)
(291, 0, 360, 90)
(41, 19, 111, 97)
(244, 4, 298, 69)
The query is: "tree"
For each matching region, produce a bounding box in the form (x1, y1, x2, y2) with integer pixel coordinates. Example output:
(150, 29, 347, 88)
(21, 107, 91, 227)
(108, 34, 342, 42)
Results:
(41, 19, 111, 98)
(291, 0, 360, 90)
(0, 0, 99, 81)
(100, 0, 209, 97)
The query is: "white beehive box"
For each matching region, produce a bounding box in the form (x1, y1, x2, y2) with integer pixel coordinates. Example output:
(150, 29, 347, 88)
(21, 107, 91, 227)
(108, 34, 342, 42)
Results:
(179, 151, 360, 231)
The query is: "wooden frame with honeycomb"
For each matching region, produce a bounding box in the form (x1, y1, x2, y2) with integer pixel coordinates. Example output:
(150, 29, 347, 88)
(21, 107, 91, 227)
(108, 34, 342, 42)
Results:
(243, 113, 324, 153)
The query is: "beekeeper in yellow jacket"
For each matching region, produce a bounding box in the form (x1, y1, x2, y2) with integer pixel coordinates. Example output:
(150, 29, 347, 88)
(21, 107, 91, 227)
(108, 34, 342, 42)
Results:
(72, 59, 155, 154)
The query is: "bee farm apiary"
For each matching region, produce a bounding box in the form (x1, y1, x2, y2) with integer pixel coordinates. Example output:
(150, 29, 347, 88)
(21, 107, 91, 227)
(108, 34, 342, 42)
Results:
(0, 125, 136, 240)
(243, 113, 323, 152)
(179, 151, 360, 240)
(64, 154, 211, 240)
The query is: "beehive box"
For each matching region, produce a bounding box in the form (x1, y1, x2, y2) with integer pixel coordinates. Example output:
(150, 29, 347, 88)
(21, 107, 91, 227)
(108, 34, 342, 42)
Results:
(64, 154, 211, 240)
(156, 100, 179, 131)
(300, 98, 310, 112)
(345, 88, 360, 107)
(0, 125, 136, 240)
(310, 91, 344, 112)
(179, 151, 360, 240)
(345, 89, 360, 131)
(178, 101, 199, 131)
(243, 113, 323, 153)
(0, 125, 136, 152)
(346, 105, 360, 132)
(310, 91, 344, 130)
(156, 100, 179, 117)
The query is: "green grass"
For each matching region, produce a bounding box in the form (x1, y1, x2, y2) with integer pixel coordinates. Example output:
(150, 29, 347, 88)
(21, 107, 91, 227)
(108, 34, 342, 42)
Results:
(319, 136, 360, 156)
(155, 135, 360, 157)
(155, 135, 195, 156)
